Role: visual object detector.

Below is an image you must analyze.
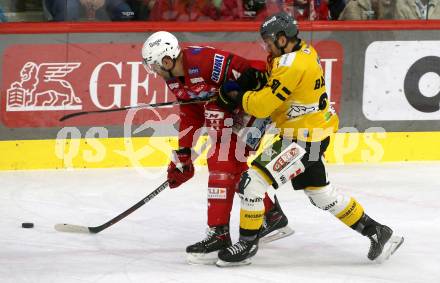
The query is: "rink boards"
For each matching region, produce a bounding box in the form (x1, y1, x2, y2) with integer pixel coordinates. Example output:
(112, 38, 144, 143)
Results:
(1, 22, 440, 170)
(1, 132, 440, 170)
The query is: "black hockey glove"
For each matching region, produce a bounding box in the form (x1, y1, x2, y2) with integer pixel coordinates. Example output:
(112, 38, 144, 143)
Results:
(217, 80, 244, 113)
(237, 68, 268, 91)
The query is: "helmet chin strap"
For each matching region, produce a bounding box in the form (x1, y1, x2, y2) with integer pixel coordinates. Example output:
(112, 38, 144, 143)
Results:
(274, 37, 288, 55)
(160, 58, 177, 78)
(167, 69, 174, 78)
(170, 58, 178, 78)
(275, 37, 301, 55)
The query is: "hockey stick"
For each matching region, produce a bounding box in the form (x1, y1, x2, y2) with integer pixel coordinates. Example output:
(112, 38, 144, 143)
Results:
(59, 97, 215, 122)
(54, 180, 169, 234)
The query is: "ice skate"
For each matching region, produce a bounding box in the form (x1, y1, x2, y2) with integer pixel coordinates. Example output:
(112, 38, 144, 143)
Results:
(366, 224, 404, 263)
(186, 225, 231, 265)
(259, 196, 294, 244)
(216, 238, 259, 267)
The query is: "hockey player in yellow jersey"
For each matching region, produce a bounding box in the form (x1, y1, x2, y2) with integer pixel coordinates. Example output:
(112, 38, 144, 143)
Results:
(215, 11, 404, 267)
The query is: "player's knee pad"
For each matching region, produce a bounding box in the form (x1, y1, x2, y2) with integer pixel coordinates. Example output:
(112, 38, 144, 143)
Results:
(207, 172, 238, 226)
(304, 184, 351, 216)
(239, 169, 267, 197)
(237, 168, 267, 211)
(208, 171, 238, 200)
(238, 169, 267, 230)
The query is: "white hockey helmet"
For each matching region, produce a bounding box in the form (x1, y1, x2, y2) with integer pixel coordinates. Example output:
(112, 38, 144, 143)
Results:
(141, 31, 181, 71)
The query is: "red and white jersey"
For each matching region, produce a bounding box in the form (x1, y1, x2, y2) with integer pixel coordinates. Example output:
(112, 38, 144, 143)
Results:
(165, 46, 267, 149)
(165, 46, 261, 101)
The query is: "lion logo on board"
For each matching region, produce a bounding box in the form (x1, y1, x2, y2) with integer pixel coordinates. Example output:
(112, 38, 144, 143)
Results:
(6, 62, 82, 111)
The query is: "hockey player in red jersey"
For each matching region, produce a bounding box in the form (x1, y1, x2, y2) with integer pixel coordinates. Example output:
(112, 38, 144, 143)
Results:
(141, 31, 293, 264)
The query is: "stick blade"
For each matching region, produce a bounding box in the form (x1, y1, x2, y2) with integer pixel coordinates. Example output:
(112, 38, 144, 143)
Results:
(54, 223, 91, 234)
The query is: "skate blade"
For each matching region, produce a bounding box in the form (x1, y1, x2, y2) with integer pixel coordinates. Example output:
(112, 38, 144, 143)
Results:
(215, 258, 252, 267)
(260, 226, 295, 244)
(375, 235, 404, 263)
(186, 252, 218, 265)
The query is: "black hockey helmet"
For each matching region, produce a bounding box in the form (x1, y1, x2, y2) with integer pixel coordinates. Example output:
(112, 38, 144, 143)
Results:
(260, 11, 298, 42)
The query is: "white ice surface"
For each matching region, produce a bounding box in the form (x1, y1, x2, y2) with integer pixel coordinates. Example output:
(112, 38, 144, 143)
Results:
(1, 163, 439, 283)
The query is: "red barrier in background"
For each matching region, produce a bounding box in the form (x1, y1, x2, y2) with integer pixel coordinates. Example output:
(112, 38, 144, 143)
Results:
(1, 41, 343, 128)
(1, 20, 440, 34)
(2, 20, 437, 128)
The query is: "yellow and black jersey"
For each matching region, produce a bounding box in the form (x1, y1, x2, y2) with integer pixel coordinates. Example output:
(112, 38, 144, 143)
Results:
(242, 40, 339, 142)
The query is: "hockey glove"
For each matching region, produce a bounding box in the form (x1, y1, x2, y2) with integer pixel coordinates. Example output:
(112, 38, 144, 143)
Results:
(237, 68, 268, 91)
(167, 148, 195, 189)
(217, 80, 243, 113)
